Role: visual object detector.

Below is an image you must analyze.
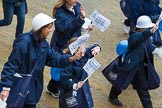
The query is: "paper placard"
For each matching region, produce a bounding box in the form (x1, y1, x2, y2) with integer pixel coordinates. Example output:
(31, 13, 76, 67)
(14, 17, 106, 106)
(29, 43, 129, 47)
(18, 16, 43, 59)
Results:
(69, 34, 90, 55)
(90, 10, 111, 32)
(83, 57, 101, 75)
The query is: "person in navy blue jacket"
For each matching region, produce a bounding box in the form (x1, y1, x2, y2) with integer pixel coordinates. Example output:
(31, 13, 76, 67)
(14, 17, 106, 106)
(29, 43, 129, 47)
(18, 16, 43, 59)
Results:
(142, 0, 162, 47)
(128, 0, 162, 47)
(120, 0, 132, 34)
(108, 16, 160, 108)
(0, 13, 84, 108)
(0, 0, 28, 38)
(46, 0, 94, 97)
(57, 37, 101, 108)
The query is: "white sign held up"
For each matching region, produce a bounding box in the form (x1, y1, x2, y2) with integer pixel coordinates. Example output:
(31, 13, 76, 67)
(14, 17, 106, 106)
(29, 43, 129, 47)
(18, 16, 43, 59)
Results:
(69, 34, 90, 55)
(83, 57, 101, 83)
(90, 10, 111, 32)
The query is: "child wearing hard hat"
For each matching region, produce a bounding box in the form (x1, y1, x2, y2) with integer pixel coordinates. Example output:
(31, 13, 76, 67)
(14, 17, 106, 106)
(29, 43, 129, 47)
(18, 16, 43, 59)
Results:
(108, 15, 161, 108)
(0, 13, 84, 108)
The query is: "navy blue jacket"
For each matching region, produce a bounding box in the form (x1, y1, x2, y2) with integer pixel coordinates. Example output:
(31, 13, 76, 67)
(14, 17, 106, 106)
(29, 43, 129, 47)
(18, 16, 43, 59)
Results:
(129, 0, 144, 32)
(50, 2, 85, 51)
(60, 44, 101, 108)
(143, 0, 162, 23)
(129, 0, 161, 32)
(128, 0, 162, 47)
(1, 31, 72, 104)
(125, 28, 157, 89)
(125, 28, 155, 70)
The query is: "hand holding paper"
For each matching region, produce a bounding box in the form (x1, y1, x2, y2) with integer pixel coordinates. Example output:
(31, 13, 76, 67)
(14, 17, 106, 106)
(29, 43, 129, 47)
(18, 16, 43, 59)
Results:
(91, 46, 101, 56)
(0, 90, 9, 101)
(70, 47, 85, 61)
(69, 34, 90, 55)
(73, 81, 83, 90)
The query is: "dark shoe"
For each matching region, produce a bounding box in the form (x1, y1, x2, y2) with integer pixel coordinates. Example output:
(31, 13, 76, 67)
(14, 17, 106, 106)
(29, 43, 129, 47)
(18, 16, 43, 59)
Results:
(108, 98, 123, 107)
(46, 87, 60, 98)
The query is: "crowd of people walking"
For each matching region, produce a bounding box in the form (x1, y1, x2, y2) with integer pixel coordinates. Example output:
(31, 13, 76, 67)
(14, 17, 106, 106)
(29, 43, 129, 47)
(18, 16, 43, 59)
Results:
(0, 0, 162, 108)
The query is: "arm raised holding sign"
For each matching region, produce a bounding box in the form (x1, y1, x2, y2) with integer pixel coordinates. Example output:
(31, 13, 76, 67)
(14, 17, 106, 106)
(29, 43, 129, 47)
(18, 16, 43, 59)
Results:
(57, 37, 101, 108)
(47, 0, 95, 97)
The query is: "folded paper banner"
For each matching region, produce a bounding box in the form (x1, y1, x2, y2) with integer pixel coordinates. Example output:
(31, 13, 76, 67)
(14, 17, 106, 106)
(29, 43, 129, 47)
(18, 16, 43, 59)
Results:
(82, 57, 101, 83)
(69, 34, 90, 55)
(90, 10, 111, 32)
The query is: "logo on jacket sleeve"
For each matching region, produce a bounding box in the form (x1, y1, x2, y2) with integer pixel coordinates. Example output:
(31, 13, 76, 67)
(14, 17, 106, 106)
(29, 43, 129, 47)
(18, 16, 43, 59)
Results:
(108, 71, 118, 80)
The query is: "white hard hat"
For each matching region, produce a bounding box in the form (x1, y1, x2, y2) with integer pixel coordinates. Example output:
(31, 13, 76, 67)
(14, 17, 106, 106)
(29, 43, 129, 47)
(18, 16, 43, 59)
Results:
(32, 13, 56, 31)
(136, 15, 155, 28)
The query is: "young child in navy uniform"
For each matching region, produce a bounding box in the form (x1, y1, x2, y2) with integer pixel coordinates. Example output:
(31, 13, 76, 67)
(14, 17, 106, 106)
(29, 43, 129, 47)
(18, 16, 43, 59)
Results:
(58, 38, 101, 108)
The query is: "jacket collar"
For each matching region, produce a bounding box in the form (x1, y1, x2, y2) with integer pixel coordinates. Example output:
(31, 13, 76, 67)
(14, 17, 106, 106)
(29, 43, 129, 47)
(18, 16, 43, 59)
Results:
(62, 3, 78, 16)
(30, 31, 48, 48)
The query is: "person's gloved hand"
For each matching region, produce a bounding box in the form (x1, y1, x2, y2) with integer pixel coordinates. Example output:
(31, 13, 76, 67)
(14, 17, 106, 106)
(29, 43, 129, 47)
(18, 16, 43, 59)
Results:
(152, 47, 162, 59)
